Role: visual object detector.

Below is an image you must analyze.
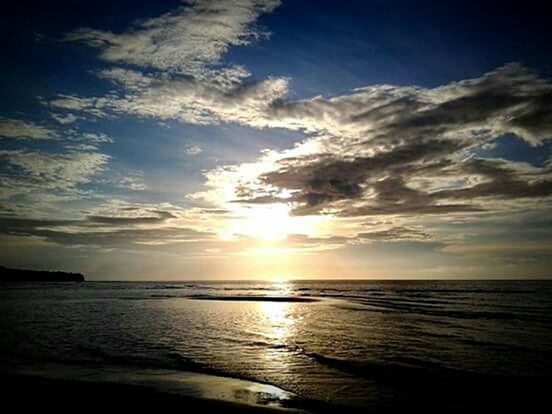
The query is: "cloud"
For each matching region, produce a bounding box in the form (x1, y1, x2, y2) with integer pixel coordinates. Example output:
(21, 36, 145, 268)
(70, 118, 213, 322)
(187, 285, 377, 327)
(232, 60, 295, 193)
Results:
(0, 149, 110, 200)
(112, 175, 147, 191)
(48, 52, 552, 245)
(265, 63, 552, 146)
(81, 132, 113, 144)
(357, 226, 432, 242)
(86, 210, 176, 225)
(185, 145, 203, 156)
(43, 60, 552, 150)
(442, 242, 552, 255)
(86, 215, 171, 226)
(46, 94, 110, 118)
(0, 117, 57, 140)
(48, 0, 287, 126)
(257, 139, 468, 211)
(65, 0, 280, 81)
(190, 64, 552, 222)
(51, 113, 78, 125)
(0, 201, 215, 248)
(0, 216, 214, 248)
(61, 131, 114, 152)
(428, 158, 552, 200)
(47, 73, 289, 126)
(34, 0, 552, 255)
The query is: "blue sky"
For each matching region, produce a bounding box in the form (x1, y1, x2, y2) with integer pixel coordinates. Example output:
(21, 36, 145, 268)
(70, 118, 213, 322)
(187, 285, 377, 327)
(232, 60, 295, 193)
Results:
(1, 1, 552, 279)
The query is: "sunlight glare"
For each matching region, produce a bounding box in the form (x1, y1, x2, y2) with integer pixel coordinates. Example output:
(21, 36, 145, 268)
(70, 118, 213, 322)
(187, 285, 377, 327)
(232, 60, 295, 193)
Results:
(226, 203, 325, 242)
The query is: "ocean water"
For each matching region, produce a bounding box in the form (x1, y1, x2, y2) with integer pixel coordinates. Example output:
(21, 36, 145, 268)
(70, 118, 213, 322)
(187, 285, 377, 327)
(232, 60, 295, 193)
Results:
(1, 280, 551, 411)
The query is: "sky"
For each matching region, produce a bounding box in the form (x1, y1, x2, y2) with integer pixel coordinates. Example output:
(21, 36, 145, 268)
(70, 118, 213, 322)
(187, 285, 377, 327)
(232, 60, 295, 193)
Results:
(1, 0, 552, 280)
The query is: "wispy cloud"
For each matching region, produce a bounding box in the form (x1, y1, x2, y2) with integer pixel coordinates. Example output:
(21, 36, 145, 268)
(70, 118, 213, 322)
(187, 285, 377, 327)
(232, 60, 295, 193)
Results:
(48, 0, 287, 126)
(65, 0, 280, 82)
(45, 94, 110, 118)
(266, 63, 552, 146)
(0, 149, 110, 200)
(0, 117, 57, 140)
(357, 226, 433, 242)
(50, 113, 78, 125)
(48, 72, 289, 126)
(0, 200, 215, 248)
(185, 145, 203, 156)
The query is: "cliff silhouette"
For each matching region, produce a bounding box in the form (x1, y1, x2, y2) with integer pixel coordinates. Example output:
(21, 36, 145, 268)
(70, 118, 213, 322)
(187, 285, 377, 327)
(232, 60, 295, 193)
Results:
(0, 266, 85, 282)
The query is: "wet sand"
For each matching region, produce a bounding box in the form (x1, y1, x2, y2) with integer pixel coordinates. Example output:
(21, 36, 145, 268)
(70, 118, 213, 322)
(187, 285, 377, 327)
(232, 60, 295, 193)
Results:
(0, 362, 310, 413)
(1, 374, 303, 413)
(1, 361, 550, 413)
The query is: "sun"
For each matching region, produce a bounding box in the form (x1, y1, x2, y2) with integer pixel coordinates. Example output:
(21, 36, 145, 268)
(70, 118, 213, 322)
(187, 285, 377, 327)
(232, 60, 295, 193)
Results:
(236, 203, 293, 241)
(220, 202, 325, 242)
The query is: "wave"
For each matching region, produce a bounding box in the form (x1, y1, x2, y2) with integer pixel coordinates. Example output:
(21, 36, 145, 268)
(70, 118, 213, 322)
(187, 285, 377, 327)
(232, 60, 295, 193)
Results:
(116, 294, 320, 302)
(301, 351, 477, 389)
(143, 285, 193, 290)
(30, 345, 337, 412)
(333, 299, 552, 323)
(71, 345, 260, 384)
(397, 288, 539, 294)
(186, 295, 319, 302)
(303, 351, 536, 384)
(302, 349, 552, 413)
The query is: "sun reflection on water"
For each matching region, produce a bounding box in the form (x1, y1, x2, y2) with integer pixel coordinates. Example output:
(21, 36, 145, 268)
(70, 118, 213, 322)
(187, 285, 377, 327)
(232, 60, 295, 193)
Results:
(261, 301, 294, 340)
(258, 281, 297, 371)
(268, 279, 293, 296)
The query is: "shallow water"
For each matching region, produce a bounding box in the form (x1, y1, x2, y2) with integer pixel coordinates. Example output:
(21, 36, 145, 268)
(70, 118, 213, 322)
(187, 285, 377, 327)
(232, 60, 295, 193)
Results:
(1, 280, 551, 410)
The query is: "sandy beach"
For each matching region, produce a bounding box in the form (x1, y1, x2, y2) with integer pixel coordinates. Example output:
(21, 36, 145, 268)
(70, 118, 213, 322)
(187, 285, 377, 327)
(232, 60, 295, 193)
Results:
(2, 358, 550, 413)
(0, 361, 313, 413)
(1, 374, 304, 413)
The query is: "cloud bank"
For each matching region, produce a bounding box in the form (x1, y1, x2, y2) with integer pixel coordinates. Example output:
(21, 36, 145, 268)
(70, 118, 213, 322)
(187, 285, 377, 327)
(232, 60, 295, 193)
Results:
(194, 64, 552, 222)
(3, 0, 552, 269)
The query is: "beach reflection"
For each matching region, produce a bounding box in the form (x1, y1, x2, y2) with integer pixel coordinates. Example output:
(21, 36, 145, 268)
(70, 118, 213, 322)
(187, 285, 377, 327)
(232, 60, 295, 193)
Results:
(261, 301, 294, 340)
(258, 281, 297, 370)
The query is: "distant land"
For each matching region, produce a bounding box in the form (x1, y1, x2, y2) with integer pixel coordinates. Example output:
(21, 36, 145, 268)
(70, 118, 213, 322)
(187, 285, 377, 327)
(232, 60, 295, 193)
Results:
(0, 266, 85, 282)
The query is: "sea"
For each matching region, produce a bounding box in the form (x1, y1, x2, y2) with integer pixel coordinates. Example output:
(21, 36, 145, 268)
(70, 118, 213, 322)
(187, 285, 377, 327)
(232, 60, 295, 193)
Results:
(1, 280, 551, 412)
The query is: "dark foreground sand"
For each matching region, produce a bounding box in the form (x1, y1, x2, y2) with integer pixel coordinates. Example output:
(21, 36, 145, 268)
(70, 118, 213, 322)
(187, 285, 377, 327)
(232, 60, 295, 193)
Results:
(0, 361, 317, 413)
(2, 361, 550, 413)
(3, 372, 549, 414)
(1, 374, 308, 413)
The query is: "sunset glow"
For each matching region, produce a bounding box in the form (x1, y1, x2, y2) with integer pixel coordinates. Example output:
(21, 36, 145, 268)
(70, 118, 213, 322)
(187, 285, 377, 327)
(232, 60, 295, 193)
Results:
(2, 3, 552, 413)
(1, 1, 552, 280)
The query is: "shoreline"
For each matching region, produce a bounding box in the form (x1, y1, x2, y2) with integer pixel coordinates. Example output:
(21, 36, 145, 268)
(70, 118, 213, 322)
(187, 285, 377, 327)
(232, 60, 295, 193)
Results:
(3, 359, 551, 414)
(1, 374, 302, 413)
(0, 361, 312, 413)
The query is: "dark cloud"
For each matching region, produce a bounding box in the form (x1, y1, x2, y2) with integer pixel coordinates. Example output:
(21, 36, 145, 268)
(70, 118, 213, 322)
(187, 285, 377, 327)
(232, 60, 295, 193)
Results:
(232, 194, 290, 204)
(357, 226, 432, 242)
(371, 64, 552, 146)
(265, 141, 461, 195)
(430, 158, 552, 201)
(0, 217, 79, 232)
(258, 140, 473, 215)
(231, 64, 552, 218)
(39, 227, 212, 247)
(265, 64, 552, 147)
(0, 214, 212, 247)
(337, 177, 484, 217)
(86, 210, 176, 225)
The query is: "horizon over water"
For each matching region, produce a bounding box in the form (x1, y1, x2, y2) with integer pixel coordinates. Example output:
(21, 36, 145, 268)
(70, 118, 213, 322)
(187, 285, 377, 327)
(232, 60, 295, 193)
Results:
(2, 279, 552, 412)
